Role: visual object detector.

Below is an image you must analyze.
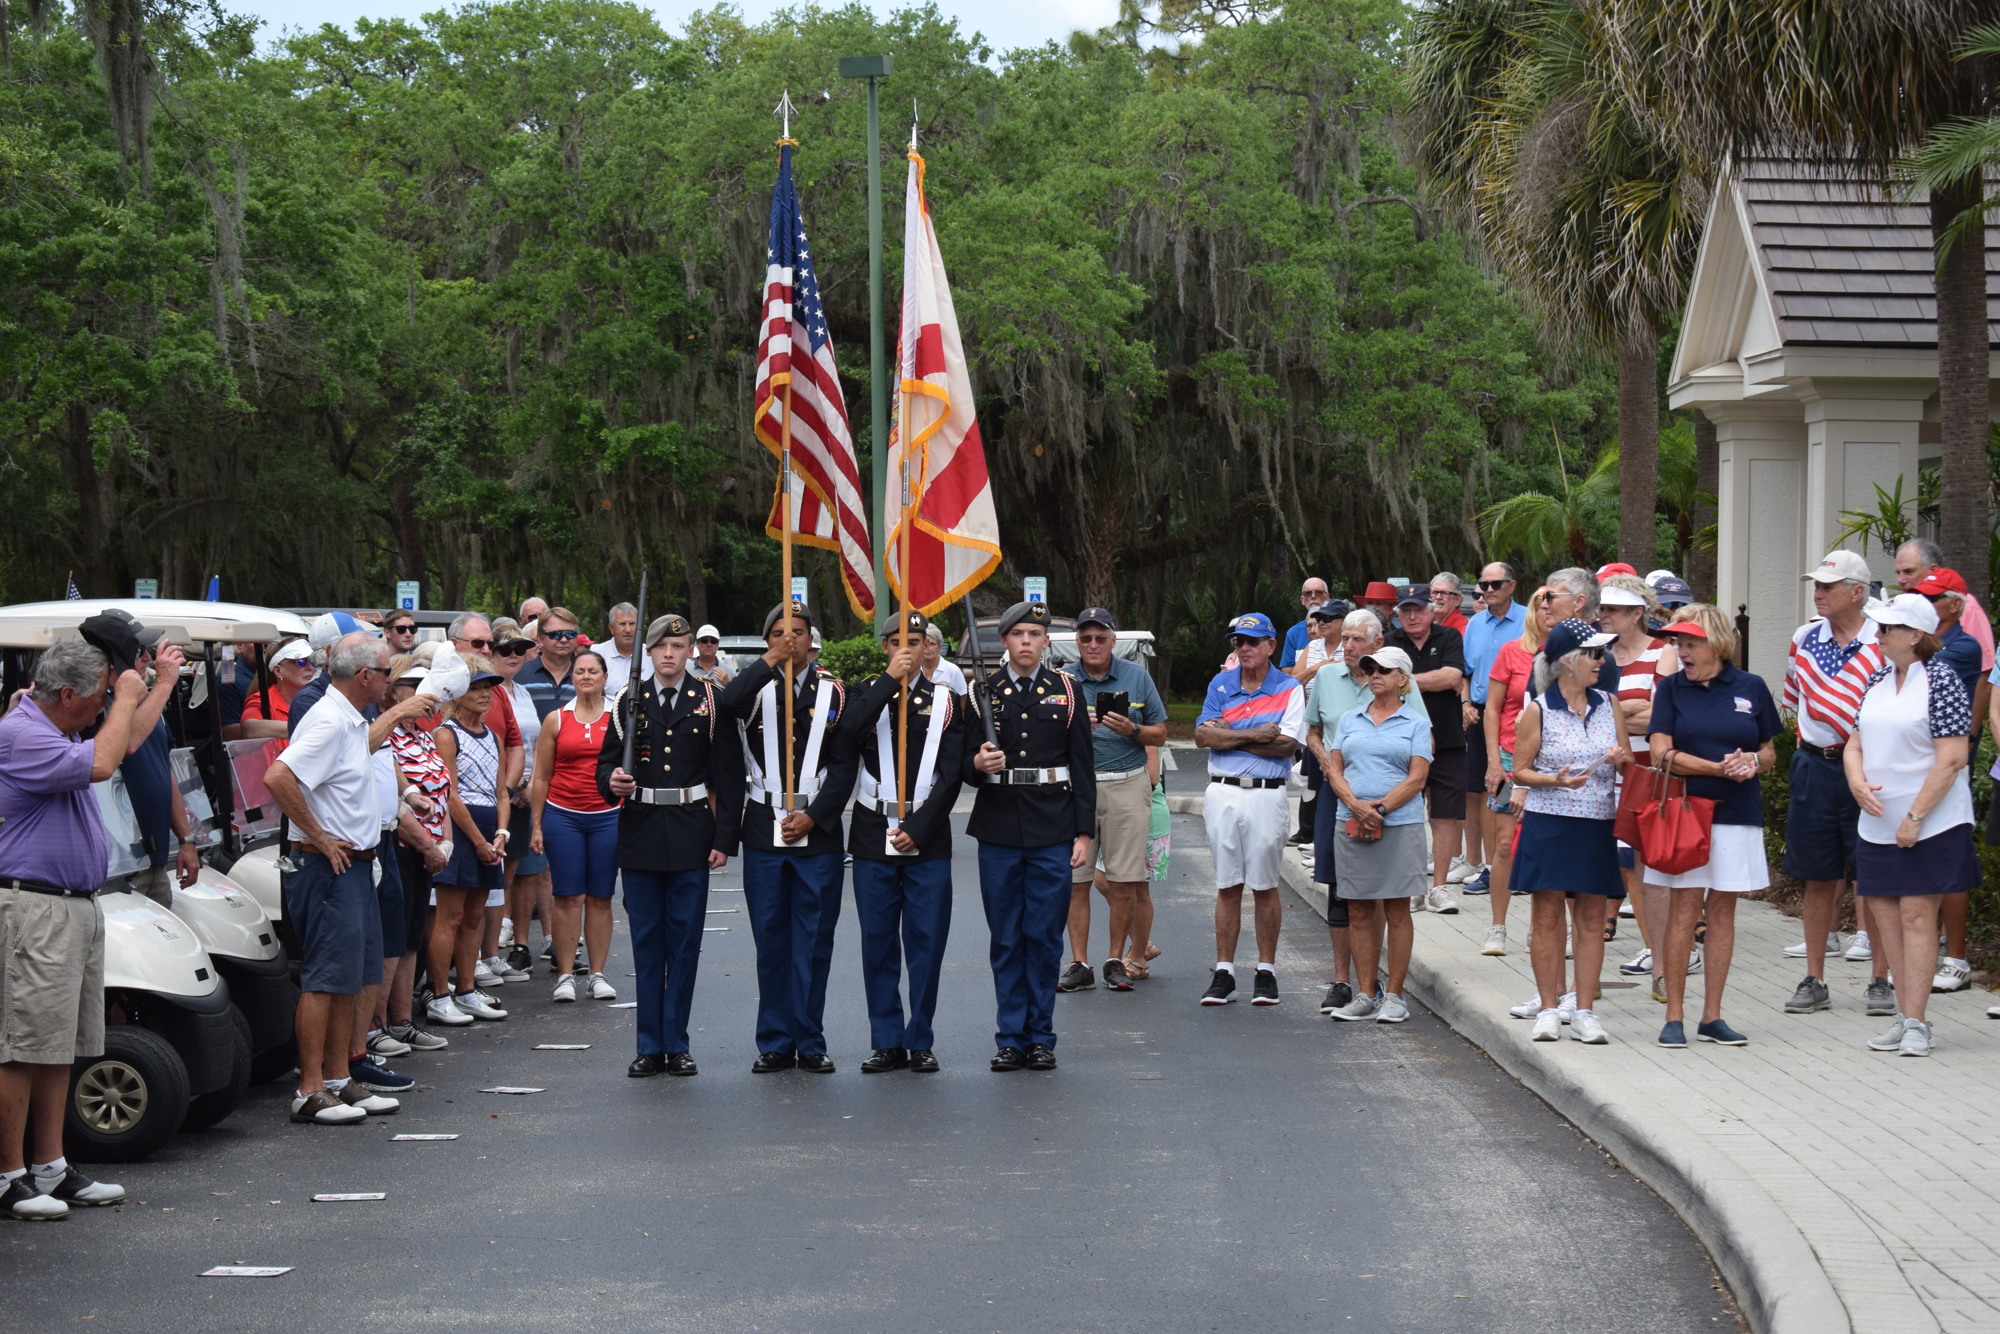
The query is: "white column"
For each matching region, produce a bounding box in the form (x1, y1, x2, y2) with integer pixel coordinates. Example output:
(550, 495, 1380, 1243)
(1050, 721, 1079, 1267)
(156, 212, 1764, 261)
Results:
(1710, 404, 1809, 686)
(1800, 389, 1924, 583)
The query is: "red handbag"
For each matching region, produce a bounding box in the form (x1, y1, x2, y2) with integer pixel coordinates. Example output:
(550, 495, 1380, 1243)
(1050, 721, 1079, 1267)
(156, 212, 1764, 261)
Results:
(1633, 749, 1716, 875)
(1614, 752, 1671, 846)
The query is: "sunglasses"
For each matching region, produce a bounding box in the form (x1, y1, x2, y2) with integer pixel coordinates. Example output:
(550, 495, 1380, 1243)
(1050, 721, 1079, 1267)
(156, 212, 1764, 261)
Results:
(461, 637, 492, 650)
(496, 644, 529, 657)
(386, 623, 416, 635)
(1581, 647, 1605, 661)
(1480, 580, 1515, 592)
(543, 629, 579, 642)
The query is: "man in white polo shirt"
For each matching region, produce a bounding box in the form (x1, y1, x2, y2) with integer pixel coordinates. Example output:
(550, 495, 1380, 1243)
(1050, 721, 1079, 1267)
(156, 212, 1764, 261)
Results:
(1194, 612, 1306, 1007)
(266, 631, 433, 1125)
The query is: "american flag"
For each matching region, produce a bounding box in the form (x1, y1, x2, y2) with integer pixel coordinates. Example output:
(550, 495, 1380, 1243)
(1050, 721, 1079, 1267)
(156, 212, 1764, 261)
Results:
(1782, 620, 1884, 745)
(65, 573, 81, 600)
(754, 141, 873, 620)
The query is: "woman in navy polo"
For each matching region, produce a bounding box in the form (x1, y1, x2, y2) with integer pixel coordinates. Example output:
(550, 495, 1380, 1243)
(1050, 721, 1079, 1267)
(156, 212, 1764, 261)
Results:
(1644, 604, 1780, 1050)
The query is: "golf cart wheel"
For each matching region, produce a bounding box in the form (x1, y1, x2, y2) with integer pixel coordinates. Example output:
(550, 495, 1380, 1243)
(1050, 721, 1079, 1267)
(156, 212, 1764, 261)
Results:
(181, 1007, 253, 1131)
(248, 1033, 298, 1086)
(66, 1027, 190, 1163)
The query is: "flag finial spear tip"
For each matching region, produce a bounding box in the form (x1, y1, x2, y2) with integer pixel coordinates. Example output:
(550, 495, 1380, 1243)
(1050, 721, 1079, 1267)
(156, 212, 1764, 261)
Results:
(775, 88, 797, 140)
(909, 101, 919, 150)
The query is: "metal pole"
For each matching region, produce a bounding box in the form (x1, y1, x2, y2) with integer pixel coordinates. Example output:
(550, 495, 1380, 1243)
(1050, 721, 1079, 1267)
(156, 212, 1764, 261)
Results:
(866, 72, 888, 632)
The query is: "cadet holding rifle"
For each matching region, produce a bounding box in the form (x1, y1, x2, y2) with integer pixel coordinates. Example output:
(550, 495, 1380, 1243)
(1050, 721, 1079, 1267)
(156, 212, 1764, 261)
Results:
(965, 601, 1095, 1072)
(599, 614, 744, 1078)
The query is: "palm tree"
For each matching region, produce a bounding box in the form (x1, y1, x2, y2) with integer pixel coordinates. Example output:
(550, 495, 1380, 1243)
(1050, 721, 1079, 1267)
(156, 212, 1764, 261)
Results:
(1407, 0, 1709, 570)
(1478, 440, 1619, 568)
(1599, 0, 2000, 603)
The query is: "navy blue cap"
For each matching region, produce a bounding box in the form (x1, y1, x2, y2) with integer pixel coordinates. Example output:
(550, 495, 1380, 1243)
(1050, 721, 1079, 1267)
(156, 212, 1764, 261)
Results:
(1543, 617, 1615, 663)
(1076, 607, 1116, 631)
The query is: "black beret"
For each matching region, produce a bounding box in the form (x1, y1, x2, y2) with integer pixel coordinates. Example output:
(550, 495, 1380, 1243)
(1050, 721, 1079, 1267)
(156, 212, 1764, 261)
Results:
(762, 600, 814, 637)
(996, 601, 1051, 636)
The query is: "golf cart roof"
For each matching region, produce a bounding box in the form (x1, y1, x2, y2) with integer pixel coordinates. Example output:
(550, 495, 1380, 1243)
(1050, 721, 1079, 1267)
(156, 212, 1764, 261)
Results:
(0, 599, 309, 642)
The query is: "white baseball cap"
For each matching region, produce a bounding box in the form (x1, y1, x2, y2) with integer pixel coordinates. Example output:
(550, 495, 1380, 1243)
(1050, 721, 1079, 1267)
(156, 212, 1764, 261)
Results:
(1866, 592, 1940, 635)
(1356, 645, 1415, 675)
(1643, 569, 1676, 587)
(1802, 550, 1873, 584)
(695, 624, 721, 641)
(270, 639, 313, 666)
(395, 663, 430, 684)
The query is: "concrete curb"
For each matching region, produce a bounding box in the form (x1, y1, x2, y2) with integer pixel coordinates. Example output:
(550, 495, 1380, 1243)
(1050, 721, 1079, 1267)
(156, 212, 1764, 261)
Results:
(1269, 847, 1850, 1334)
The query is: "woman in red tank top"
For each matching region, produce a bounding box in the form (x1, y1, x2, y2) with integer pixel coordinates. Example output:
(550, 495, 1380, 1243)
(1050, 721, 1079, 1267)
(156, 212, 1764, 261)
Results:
(529, 652, 620, 1003)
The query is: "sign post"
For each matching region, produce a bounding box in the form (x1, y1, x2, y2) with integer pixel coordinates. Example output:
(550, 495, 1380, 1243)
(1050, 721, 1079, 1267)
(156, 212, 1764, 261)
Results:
(395, 581, 421, 612)
(1023, 576, 1047, 605)
(791, 575, 810, 607)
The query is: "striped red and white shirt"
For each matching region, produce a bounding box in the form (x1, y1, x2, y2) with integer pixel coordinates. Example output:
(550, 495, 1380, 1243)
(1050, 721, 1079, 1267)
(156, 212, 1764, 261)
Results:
(1782, 617, 1883, 748)
(1615, 638, 1671, 757)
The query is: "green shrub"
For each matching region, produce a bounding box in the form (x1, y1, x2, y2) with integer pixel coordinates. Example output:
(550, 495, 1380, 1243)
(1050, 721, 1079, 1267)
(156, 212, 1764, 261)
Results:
(818, 633, 886, 684)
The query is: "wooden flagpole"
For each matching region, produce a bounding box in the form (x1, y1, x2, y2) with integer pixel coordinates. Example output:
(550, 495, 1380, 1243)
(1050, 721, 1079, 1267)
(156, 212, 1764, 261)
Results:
(895, 115, 920, 823)
(779, 379, 798, 815)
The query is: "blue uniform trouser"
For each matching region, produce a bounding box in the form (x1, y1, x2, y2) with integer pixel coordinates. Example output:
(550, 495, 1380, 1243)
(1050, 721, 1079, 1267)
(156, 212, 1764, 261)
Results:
(622, 867, 710, 1056)
(742, 849, 844, 1057)
(851, 857, 952, 1051)
(977, 842, 1072, 1051)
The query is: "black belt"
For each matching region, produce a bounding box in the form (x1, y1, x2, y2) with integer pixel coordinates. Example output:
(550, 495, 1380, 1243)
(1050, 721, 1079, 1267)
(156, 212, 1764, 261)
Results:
(288, 842, 377, 863)
(1797, 742, 1845, 763)
(1, 877, 96, 899)
(1209, 775, 1286, 790)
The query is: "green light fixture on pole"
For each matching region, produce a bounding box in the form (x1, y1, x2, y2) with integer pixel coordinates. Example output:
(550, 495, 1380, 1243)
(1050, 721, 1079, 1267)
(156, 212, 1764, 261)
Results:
(838, 53, 891, 631)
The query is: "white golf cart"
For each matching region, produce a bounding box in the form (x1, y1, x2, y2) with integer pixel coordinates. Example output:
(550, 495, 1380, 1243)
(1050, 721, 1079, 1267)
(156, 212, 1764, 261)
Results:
(0, 601, 310, 1158)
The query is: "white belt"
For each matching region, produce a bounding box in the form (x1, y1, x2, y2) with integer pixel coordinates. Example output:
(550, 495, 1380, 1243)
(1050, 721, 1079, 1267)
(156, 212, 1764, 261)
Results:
(749, 777, 821, 811)
(998, 766, 1070, 786)
(635, 784, 708, 806)
(857, 794, 930, 815)
(1094, 768, 1145, 783)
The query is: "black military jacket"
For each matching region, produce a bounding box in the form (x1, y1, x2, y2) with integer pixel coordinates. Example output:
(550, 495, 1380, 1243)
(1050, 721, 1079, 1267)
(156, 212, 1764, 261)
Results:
(718, 657, 859, 856)
(595, 671, 744, 873)
(837, 672, 967, 864)
(962, 663, 1097, 848)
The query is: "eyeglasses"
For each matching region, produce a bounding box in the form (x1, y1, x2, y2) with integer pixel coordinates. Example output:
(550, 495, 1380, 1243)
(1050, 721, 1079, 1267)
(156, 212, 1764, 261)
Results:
(460, 637, 492, 651)
(543, 629, 579, 642)
(1301, 590, 1327, 600)
(1430, 589, 1455, 600)
(1477, 580, 1512, 591)
(697, 637, 719, 644)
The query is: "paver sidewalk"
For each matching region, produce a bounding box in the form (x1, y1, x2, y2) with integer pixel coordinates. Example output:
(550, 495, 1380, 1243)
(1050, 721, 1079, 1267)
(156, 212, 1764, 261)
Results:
(1275, 844, 2000, 1334)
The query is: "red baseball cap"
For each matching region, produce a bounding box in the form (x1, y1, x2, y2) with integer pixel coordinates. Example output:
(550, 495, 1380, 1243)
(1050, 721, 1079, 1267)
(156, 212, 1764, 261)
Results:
(1911, 568, 1968, 598)
(1596, 562, 1638, 580)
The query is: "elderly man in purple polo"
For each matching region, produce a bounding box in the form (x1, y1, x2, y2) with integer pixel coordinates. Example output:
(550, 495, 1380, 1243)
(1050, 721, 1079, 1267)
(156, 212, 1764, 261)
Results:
(0, 632, 146, 1220)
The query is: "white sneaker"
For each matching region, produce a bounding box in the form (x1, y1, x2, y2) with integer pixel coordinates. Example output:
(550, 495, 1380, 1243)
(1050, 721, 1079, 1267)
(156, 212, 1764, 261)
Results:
(1424, 886, 1459, 915)
(3, 1176, 68, 1219)
(474, 960, 504, 989)
(1530, 1009, 1562, 1041)
(551, 973, 576, 1003)
(453, 990, 507, 1021)
(1617, 899, 1635, 918)
(1899, 1019, 1933, 1057)
(1866, 1016, 1911, 1051)
(588, 972, 618, 1000)
(1556, 991, 1577, 1024)
(426, 995, 475, 1027)
(1481, 925, 1507, 956)
(498, 918, 515, 948)
(1374, 993, 1410, 1023)
(1619, 947, 1653, 976)
(1411, 894, 1428, 913)
(1686, 944, 1704, 974)
(1844, 931, 1873, 962)
(1784, 932, 1840, 959)
(1445, 856, 1476, 885)
(1509, 995, 1543, 1019)
(1932, 959, 1971, 993)
(1570, 1009, 1608, 1044)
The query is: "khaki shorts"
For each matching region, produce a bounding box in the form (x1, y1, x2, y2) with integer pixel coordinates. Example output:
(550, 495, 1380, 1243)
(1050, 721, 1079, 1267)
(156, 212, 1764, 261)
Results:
(1074, 769, 1154, 884)
(0, 888, 106, 1065)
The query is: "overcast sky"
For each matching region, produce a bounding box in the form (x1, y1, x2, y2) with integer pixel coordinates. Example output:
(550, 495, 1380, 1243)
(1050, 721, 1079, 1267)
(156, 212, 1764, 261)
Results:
(234, 1, 1122, 56)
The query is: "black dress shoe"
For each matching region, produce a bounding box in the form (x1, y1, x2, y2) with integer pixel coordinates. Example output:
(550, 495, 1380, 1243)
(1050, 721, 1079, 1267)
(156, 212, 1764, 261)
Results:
(1026, 1043, 1057, 1070)
(860, 1048, 909, 1073)
(908, 1049, 940, 1073)
(627, 1053, 666, 1078)
(990, 1046, 1027, 1072)
(666, 1052, 698, 1076)
(797, 1053, 836, 1074)
(752, 1050, 797, 1074)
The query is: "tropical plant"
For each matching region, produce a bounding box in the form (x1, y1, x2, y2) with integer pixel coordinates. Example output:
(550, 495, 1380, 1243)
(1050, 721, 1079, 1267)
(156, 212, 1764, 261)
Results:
(1405, 0, 1709, 569)
(1655, 419, 1716, 574)
(1833, 471, 1942, 556)
(1477, 435, 1618, 567)
(1598, 0, 2000, 603)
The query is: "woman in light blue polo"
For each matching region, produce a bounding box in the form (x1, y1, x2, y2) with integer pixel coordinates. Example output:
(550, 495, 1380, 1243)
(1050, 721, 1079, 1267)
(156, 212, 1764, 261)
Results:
(1323, 645, 1432, 1024)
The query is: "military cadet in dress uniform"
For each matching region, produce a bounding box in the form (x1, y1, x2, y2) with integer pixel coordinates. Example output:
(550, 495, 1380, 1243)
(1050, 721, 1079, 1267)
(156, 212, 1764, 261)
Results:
(966, 601, 1096, 1072)
(597, 614, 744, 1078)
(718, 601, 860, 1074)
(839, 612, 968, 1074)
